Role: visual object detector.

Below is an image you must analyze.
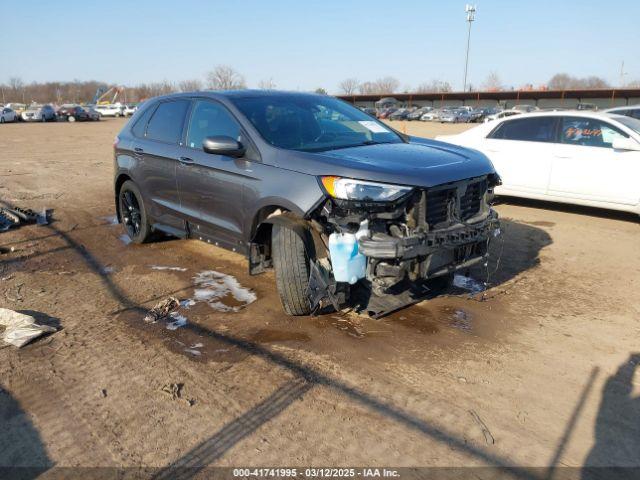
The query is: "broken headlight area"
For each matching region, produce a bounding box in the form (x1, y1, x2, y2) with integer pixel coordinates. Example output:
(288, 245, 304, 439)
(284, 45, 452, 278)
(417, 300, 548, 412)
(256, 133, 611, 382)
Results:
(309, 175, 500, 312)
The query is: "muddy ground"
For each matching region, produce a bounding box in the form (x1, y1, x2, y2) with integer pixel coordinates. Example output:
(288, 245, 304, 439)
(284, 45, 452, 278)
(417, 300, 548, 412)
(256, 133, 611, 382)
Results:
(0, 118, 639, 477)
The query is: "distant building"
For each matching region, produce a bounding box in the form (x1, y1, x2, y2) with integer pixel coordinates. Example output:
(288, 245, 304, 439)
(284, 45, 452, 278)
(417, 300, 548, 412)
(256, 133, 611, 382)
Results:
(338, 88, 640, 110)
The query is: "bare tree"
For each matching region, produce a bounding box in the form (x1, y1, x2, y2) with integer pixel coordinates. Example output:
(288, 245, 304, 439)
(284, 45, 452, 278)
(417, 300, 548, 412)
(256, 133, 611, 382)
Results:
(314, 87, 327, 95)
(416, 80, 452, 93)
(206, 65, 246, 90)
(178, 79, 203, 92)
(338, 78, 360, 95)
(374, 76, 400, 94)
(358, 81, 377, 94)
(482, 71, 503, 91)
(548, 73, 610, 90)
(625, 79, 640, 88)
(258, 78, 277, 89)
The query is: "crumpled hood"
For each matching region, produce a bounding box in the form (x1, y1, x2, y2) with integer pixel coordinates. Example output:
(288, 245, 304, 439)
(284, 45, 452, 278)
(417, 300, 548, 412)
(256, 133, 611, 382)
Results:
(277, 137, 496, 188)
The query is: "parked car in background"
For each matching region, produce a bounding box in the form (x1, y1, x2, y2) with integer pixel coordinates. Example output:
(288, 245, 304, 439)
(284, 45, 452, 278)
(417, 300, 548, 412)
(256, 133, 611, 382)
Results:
(6, 103, 26, 120)
(357, 107, 377, 117)
(511, 104, 538, 113)
(124, 104, 138, 116)
(436, 111, 640, 215)
(407, 106, 432, 121)
(0, 107, 17, 123)
(439, 109, 471, 123)
(85, 107, 102, 121)
(95, 104, 124, 117)
(421, 108, 446, 121)
(21, 104, 57, 122)
(576, 103, 598, 111)
(483, 109, 522, 123)
(388, 108, 411, 121)
(57, 105, 90, 122)
(604, 105, 640, 120)
(377, 107, 397, 119)
(114, 91, 500, 316)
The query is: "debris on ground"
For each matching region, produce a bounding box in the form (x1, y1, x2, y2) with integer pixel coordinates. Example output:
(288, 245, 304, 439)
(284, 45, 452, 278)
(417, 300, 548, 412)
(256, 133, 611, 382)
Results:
(100, 389, 107, 398)
(0, 205, 51, 231)
(191, 270, 257, 312)
(150, 265, 187, 272)
(159, 382, 195, 406)
(160, 382, 183, 399)
(453, 274, 486, 293)
(469, 409, 495, 445)
(0, 308, 57, 348)
(144, 297, 180, 324)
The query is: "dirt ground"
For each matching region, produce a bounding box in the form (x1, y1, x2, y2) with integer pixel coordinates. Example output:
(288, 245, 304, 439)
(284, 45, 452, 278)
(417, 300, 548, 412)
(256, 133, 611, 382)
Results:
(1, 118, 639, 477)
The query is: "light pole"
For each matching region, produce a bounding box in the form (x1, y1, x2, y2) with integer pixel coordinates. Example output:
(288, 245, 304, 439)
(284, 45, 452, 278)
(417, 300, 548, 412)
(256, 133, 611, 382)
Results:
(463, 4, 476, 92)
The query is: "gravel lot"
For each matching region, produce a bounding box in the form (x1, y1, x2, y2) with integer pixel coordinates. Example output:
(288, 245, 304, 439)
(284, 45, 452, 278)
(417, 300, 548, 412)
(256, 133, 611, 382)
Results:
(1, 118, 639, 475)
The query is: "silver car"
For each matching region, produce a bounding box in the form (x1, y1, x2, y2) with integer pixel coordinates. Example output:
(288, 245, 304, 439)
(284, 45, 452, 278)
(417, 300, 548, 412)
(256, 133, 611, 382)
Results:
(21, 104, 57, 122)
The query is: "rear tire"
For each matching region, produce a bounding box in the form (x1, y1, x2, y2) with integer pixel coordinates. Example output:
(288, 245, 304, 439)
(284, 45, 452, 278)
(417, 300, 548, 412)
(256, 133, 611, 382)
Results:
(272, 224, 312, 316)
(118, 180, 153, 244)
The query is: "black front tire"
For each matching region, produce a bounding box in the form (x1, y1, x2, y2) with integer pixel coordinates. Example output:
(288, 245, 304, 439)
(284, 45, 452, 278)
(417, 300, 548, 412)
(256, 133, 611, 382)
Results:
(272, 224, 312, 316)
(118, 180, 153, 244)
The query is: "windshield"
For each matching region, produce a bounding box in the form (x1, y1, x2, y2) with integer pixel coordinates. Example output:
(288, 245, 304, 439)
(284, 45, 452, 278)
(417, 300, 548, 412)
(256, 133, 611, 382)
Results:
(615, 115, 640, 135)
(231, 95, 403, 152)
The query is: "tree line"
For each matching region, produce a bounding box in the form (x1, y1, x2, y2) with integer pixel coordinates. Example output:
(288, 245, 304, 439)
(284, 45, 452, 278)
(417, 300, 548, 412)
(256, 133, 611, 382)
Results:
(1, 66, 638, 105)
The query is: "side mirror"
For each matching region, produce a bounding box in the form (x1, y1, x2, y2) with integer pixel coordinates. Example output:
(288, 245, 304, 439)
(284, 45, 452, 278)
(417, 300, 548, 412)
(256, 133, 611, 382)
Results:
(202, 136, 245, 157)
(612, 137, 640, 152)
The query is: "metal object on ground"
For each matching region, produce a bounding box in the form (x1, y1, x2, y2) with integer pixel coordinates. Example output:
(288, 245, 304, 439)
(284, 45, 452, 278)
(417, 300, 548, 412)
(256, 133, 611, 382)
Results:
(0, 205, 51, 231)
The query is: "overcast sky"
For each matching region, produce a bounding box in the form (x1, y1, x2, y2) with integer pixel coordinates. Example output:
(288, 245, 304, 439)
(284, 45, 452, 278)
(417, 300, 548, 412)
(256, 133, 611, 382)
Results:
(2, 0, 639, 93)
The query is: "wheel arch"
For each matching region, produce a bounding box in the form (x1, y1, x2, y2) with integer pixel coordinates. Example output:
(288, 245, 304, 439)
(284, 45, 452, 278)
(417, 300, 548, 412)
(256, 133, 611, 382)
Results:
(248, 206, 325, 276)
(114, 173, 133, 222)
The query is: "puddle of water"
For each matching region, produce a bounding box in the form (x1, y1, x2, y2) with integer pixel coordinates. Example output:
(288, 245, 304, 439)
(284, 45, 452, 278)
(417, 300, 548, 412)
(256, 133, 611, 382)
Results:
(190, 270, 257, 312)
(119, 234, 132, 246)
(150, 265, 187, 272)
(100, 266, 114, 275)
(101, 215, 119, 225)
(250, 328, 311, 343)
(389, 312, 440, 335)
(453, 274, 485, 293)
(166, 312, 188, 330)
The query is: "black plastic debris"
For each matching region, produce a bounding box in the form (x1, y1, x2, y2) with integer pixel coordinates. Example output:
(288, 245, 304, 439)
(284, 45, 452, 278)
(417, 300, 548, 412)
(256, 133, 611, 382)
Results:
(0, 205, 51, 232)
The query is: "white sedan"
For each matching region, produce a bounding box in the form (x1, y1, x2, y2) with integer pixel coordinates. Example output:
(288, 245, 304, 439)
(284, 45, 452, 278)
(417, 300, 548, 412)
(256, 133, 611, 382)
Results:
(0, 107, 17, 123)
(437, 111, 640, 215)
(94, 104, 124, 117)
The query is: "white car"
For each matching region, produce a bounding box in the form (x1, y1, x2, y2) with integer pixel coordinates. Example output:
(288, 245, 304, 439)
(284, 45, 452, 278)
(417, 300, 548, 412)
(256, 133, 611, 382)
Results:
(604, 105, 640, 120)
(0, 107, 17, 123)
(483, 109, 522, 123)
(123, 104, 138, 116)
(94, 104, 124, 117)
(436, 111, 640, 215)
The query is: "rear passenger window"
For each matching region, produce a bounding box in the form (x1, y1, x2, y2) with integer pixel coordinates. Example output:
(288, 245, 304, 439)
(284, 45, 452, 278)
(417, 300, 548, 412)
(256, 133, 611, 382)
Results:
(561, 117, 628, 148)
(186, 100, 241, 149)
(488, 117, 557, 142)
(131, 104, 157, 138)
(145, 100, 190, 144)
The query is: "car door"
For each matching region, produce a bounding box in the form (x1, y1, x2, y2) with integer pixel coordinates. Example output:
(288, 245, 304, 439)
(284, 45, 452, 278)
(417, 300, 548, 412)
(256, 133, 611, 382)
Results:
(134, 99, 190, 231)
(177, 98, 254, 249)
(548, 116, 640, 205)
(480, 116, 558, 194)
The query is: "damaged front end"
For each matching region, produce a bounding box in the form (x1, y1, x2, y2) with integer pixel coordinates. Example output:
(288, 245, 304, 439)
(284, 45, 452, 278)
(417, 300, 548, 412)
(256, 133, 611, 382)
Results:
(308, 174, 501, 315)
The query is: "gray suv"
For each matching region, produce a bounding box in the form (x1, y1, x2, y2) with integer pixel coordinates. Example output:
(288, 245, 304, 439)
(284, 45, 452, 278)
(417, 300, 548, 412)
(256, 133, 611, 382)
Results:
(114, 91, 500, 316)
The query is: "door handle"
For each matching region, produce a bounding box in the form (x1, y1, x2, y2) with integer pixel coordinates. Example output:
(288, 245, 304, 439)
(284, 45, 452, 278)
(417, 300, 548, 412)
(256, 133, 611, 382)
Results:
(178, 156, 194, 165)
(133, 147, 144, 154)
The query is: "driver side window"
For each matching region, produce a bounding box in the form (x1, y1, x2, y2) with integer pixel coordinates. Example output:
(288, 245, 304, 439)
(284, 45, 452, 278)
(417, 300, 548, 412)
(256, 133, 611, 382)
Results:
(186, 100, 241, 150)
